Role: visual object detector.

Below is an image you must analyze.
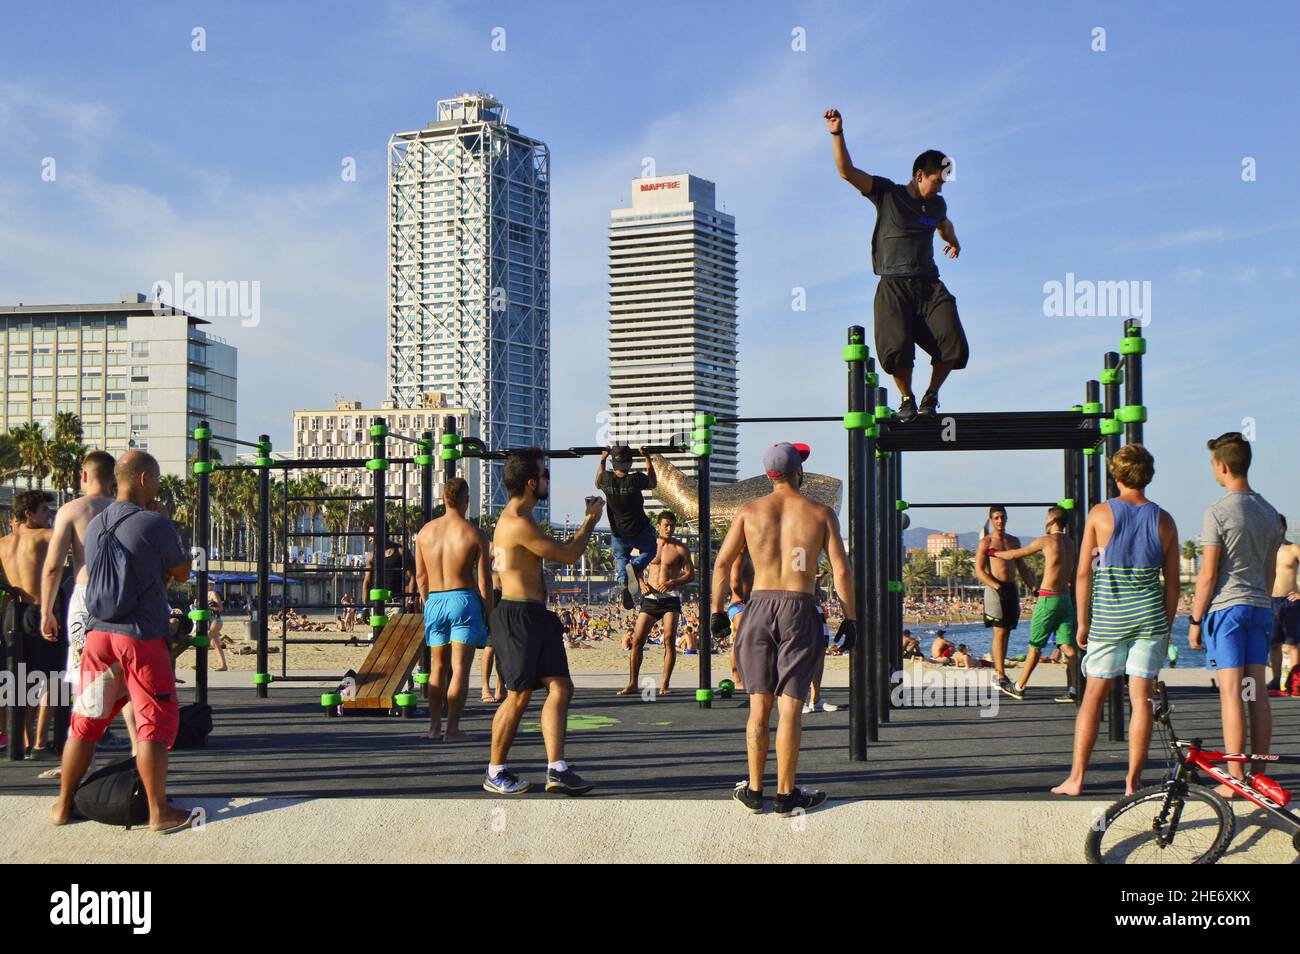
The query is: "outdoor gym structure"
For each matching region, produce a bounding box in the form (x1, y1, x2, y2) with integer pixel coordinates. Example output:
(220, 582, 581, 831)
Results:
(189, 316, 1150, 761)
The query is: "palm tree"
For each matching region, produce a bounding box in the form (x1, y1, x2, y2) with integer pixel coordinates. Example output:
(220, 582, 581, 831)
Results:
(297, 474, 327, 554)
(11, 421, 50, 488)
(49, 412, 86, 502)
(902, 551, 936, 598)
(0, 433, 22, 485)
(945, 548, 974, 597)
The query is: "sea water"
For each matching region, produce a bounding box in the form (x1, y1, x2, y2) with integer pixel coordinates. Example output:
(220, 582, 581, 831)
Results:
(912, 616, 1204, 669)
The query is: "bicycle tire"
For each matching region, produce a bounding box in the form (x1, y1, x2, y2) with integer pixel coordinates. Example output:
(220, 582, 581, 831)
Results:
(1086, 784, 1235, 864)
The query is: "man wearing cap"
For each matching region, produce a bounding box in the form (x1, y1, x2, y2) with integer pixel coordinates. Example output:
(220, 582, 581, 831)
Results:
(710, 442, 857, 817)
(596, 445, 658, 609)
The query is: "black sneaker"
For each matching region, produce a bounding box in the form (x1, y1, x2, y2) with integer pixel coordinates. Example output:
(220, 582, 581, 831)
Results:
(918, 390, 940, 416)
(1004, 681, 1026, 700)
(621, 587, 634, 610)
(896, 396, 918, 423)
(995, 676, 1019, 699)
(545, 766, 594, 796)
(1054, 692, 1077, 704)
(773, 787, 827, 817)
(732, 781, 764, 814)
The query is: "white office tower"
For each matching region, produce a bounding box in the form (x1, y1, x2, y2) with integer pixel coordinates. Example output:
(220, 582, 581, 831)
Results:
(387, 93, 550, 515)
(608, 174, 738, 486)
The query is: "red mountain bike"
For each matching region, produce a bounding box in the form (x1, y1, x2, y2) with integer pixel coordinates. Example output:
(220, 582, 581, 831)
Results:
(1087, 682, 1300, 863)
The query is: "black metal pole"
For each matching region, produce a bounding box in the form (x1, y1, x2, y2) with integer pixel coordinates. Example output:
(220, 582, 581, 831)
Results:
(1101, 350, 1125, 739)
(1123, 319, 1144, 446)
(371, 417, 388, 643)
(255, 435, 271, 698)
(696, 424, 712, 709)
(847, 329, 871, 760)
(892, 450, 905, 682)
(5, 592, 23, 759)
(885, 445, 901, 721)
(872, 386, 891, 725)
(194, 422, 211, 707)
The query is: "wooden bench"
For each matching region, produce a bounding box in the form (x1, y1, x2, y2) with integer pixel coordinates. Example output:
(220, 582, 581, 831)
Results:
(343, 613, 424, 711)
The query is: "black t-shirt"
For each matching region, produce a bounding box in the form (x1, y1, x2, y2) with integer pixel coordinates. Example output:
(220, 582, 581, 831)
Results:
(863, 176, 947, 279)
(597, 470, 651, 538)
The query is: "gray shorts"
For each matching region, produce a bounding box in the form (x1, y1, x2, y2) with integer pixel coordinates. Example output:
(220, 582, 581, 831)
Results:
(734, 590, 822, 700)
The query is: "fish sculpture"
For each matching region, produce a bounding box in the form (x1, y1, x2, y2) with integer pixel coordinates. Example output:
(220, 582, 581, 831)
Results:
(648, 453, 842, 530)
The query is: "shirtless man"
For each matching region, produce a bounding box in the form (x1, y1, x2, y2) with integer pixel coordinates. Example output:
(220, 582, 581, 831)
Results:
(617, 511, 694, 697)
(415, 477, 491, 742)
(2, 490, 58, 757)
(727, 549, 754, 689)
(1268, 514, 1300, 693)
(39, 452, 133, 757)
(483, 450, 603, 796)
(975, 505, 1036, 697)
(710, 443, 856, 816)
(930, 629, 955, 662)
(987, 506, 1079, 701)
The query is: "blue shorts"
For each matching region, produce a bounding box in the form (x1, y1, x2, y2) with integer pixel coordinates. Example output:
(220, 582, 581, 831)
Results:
(1203, 604, 1272, 670)
(424, 589, 487, 649)
(727, 602, 745, 622)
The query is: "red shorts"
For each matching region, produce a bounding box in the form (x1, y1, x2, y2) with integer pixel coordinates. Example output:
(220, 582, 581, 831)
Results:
(71, 630, 179, 747)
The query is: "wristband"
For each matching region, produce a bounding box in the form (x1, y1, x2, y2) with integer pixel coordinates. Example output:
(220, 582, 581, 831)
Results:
(1189, 618, 1201, 626)
(829, 130, 843, 136)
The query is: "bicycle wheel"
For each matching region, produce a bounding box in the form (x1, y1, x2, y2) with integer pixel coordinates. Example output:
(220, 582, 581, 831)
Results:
(1086, 784, 1235, 864)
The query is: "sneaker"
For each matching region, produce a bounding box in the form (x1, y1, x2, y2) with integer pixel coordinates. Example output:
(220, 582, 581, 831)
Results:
(773, 787, 827, 817)
(1054, 693, 1077, 704)
(98, 731, 132, 752)
(1004, 682, 1025, 701)
(802, 700, 841, 714)
(896, 396, 918, 423)
(732, 781, 764, 814)
(995, 676, 1020, 699)
(545, 766, 594, 796)
(621, 587, 634, 610)
(483, 770, 531, 795)
(918, 390, 940, 416)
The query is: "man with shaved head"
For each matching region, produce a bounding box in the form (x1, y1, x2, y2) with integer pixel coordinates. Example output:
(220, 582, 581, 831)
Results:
(51, 450, 194, 832)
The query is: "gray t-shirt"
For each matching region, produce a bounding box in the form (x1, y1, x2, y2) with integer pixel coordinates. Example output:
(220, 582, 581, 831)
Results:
(1199, 491, 1281, 614)
(863, 176, 947, 279)
(84, 501, 186, 640)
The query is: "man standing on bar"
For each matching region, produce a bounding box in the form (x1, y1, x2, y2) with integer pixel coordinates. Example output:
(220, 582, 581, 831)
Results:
(710, 443, 856, 816)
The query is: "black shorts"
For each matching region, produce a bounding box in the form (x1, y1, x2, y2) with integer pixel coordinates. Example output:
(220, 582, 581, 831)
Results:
(15, 603, 66, 680)
(639, 592, 682, 623)
(489, 599, 570, 692)
(1273, 596, 1300, 647)
(982, 583, 1020, 631)
(873, 277, 969, 374)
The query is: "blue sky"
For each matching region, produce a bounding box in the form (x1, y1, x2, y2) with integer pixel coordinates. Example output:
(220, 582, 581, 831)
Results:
(1, 1, 1297, 540)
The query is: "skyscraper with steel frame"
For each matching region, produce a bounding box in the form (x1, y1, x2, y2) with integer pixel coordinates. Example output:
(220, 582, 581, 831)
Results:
(388, 93, 550, 515)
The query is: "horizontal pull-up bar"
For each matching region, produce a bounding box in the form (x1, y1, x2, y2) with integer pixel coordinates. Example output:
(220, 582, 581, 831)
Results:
(457, 443, 685, 460)
(905, 502, 1061, 509)
(712, 416, 844, 424)
(209, 433, 269, 450)
(385, 431, 429, 446)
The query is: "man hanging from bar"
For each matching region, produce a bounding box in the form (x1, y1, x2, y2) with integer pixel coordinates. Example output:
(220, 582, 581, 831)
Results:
(595, 444, 658, 609)
(825, 108, 969, 422)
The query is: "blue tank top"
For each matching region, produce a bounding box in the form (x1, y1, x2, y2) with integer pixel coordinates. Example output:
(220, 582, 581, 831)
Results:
(1091, 499, 1168, 640)
(1099, 500, 1163, 569)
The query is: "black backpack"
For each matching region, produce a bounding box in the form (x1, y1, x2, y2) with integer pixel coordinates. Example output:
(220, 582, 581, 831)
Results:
(173, 703, 213, 749)
(73, 757, 149, 829)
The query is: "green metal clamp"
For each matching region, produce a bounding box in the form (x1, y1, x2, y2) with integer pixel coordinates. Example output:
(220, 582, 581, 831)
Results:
(1119, 334, 1147, 355)
(440, 448, 463, 461)
(366, 458, 388, 471)
(192, 461, 214, 475)
(1099, 419, 1123, 435)
(188, 609, 211, 622)
(694, 413, 717, 427)
(896, 499, 909, 511)
(188, 635, 211, 649)
(842, 343, 869, 363)
(1100, 368, 1123, 386)
(843, 411, 872, 430)
(887, 580, 904, 593)
(369, 588, 391, 602)
(369, 614, 389, 628)
(1058, 498, 1076, 510)
(370, 423, 389, 437)
(1081, 401, 1104, 415)
(193, 426, 212, 441)
(253, 673, 272, 686)
(1115, 404, 1148, 424)
(691, 443, 712, 456)
(873, 404, 893, 421)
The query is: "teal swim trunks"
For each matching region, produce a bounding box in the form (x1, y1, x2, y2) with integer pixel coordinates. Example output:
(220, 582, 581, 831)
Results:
(424, 589, 487, 649)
